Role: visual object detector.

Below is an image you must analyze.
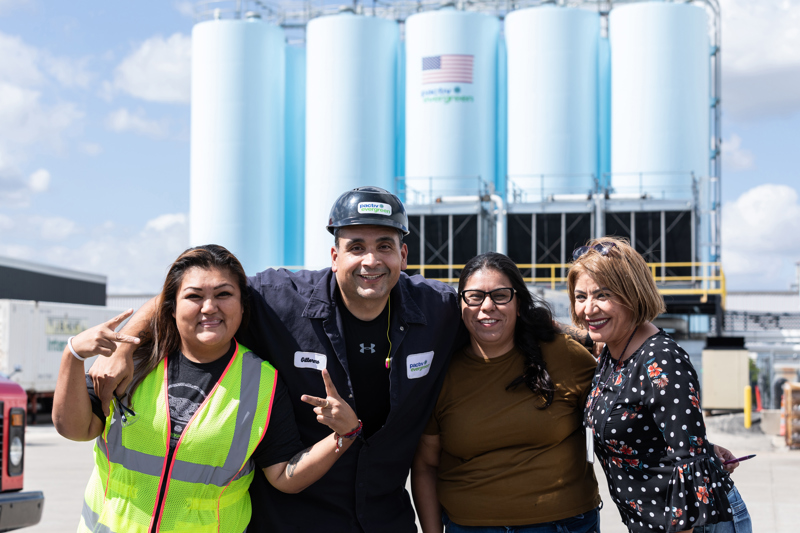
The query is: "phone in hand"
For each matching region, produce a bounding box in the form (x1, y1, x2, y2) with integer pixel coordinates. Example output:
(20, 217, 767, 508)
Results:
(722, 454, 756, 465)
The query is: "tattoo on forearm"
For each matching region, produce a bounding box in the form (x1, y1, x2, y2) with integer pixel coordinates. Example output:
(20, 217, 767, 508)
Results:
(136, 329, 152, 345)
(287, 447, 311, 478)
(561, 324, 592, 347)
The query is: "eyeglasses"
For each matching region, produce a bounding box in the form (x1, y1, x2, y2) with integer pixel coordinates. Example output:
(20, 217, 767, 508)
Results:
(572, 242, 617, 262)
(460, 288, 515, 307)
(114, 393, 138, 427)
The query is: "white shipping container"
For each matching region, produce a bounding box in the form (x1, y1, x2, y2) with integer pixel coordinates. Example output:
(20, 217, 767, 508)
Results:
(0, 300, 123, 393)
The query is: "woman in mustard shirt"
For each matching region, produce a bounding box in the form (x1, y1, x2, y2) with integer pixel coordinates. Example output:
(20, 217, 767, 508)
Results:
(412, 252, 600, 532)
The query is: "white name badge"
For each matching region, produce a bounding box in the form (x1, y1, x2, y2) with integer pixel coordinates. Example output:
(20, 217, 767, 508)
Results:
(406, 351, 434, 379)
(586, 427, 595, 464)
(294, 351, 327, 371)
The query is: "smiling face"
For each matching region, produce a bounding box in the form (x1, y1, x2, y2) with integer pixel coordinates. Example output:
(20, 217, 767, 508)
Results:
(331, 225, 408, 320)
(173, 266, 243, 362)
(573, 272, 636, 356)
(460, 268, 519, 359)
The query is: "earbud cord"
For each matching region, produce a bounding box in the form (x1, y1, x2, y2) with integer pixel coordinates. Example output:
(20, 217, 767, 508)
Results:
(384, 295, 392, 369)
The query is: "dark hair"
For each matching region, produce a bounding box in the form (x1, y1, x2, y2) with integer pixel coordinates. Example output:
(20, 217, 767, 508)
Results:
(458, 252, 557, 408)
(127, 244, 250, 401)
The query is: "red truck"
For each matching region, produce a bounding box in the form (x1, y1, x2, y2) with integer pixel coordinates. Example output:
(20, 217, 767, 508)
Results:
(0, 375, 43, 531)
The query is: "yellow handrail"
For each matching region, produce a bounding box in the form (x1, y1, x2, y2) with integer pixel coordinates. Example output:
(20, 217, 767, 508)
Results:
(406, 261, 726, 302)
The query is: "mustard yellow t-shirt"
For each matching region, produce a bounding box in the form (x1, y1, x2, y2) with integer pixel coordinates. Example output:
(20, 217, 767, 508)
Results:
(425, 334, 600, 526)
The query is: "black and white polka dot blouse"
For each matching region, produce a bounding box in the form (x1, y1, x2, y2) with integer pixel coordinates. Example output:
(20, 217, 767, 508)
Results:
(585, 330, 734, 532)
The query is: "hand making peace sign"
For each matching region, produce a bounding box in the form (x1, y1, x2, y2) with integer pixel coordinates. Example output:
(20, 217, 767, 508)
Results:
(301, 369, 360, 437)
(70, 309, 141, 359)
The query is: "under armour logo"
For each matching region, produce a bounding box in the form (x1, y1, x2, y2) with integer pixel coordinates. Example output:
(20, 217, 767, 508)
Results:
(360, 343, 376, 354)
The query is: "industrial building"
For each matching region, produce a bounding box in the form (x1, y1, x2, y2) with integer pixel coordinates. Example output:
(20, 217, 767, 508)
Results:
(188, 0, 724, 332)
(0, 256, 106, 306)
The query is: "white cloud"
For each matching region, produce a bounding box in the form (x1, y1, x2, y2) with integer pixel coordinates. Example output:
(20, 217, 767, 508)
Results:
(721, 134, 754, 172)
(0, 31, 93, 89)
(720, 0, 800, 119)
(723, 67, 800, 121)
(41, 213, 189, 293)
(722, 0, 800, 74)
(0, 82, 83, 164)
(0, 32, 86, 183)
(43, 55, 93, 89)
(146, 213, 187, 232)
(110, 33, 191, 104)
(175, 1, 195, 17)
(0, 212, 190, 293)
(0, 164, 50, 207)
(0, 0, 30, 14)
(30, 215, 79, 241)
(28, 168, 50, 192)
(0, 243, 34, 261)
(106, 108, 168, 138)
(0, 213, 79, 241)
(81, 142, 103, 156)
(0, 32, 44, 87)
(0, 168, 31, 206)
(722, 184, 800, 288)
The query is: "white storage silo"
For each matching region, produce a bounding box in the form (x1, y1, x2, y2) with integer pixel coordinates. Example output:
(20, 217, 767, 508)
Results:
(190, 17, 286, 274)
(405, 9, 500, 201)
(505, 5, 599, 200)
(496, 36, 507, 197)
(285, 45, 306, 268)
(396, 39, 406, 188)
(598, 35, 611, 191)
(304, 13, 399, 269)
(609, 2, 709, 199)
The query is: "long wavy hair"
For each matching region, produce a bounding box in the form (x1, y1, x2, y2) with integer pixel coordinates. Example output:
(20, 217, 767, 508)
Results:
(126, 244, 250, 402)
(458, 252, 557, 408)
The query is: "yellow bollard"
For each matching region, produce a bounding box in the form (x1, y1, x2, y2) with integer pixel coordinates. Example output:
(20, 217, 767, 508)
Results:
(744, 386, 752, 429)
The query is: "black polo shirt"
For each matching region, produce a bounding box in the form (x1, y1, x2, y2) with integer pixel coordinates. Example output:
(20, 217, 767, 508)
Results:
(239, 268, 466, 532)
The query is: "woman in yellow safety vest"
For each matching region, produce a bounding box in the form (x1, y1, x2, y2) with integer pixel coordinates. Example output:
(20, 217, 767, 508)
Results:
(53, 244, 362, 533)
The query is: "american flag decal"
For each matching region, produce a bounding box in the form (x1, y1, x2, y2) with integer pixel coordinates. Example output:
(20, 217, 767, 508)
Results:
(422, 54, 473, 84)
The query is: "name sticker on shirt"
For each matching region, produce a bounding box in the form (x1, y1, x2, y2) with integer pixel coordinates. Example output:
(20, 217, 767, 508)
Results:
(406, 351, 434, 379)
(294, 351, 327, 371)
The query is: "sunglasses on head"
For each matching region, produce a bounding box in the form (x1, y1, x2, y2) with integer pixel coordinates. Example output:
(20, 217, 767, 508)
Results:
(572, 242, 617, 262)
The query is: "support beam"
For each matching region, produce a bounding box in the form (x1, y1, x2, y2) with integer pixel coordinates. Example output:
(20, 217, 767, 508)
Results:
(448, 214, 453, 281)
(661, 210, 666, 282)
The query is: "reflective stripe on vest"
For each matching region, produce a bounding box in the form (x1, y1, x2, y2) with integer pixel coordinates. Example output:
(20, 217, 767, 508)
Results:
(80, 342, 277, 533)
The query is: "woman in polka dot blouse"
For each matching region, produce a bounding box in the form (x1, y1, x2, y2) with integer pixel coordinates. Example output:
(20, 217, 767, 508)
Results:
(567, 237, 752, 533)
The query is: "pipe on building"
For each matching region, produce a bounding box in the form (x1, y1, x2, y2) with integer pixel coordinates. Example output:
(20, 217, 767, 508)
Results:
(490, 193, 506, 256)
(432, 194, 506, 256)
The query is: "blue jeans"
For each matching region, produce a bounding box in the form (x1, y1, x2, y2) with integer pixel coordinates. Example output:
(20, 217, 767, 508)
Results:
(694, 487, 752, 533)
(442, 508, 600, 533)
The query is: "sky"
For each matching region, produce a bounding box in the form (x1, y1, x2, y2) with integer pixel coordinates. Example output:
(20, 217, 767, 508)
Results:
(0, 0, 798, 294)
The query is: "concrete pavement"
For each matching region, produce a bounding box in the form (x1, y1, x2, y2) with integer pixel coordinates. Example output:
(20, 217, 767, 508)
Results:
(598, 415, 800, 533)
(22, 415, 800, 532)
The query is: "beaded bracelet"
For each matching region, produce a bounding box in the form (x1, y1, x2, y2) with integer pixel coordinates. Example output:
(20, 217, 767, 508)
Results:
(334, 420, 363, 453)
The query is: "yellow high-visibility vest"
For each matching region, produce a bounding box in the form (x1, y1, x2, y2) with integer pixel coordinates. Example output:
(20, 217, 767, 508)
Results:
(78, 342, 277, 533)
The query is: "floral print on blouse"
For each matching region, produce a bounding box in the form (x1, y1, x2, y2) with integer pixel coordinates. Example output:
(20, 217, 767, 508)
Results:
(585, 330, 734, 532)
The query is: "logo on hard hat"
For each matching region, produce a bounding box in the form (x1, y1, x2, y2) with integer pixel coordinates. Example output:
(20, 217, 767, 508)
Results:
(357, 202, 392, 216)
